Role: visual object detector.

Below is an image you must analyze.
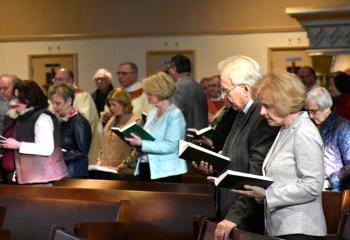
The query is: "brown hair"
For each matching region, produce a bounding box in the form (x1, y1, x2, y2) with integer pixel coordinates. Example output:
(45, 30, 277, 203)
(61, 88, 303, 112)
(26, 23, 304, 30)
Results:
(106, 87, 133, 114)
(15, 80, 48, 110)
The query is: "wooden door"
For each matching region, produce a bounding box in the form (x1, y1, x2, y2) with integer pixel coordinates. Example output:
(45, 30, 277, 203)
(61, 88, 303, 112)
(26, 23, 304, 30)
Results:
(147, 50, 195, 77)
(268, 47, 312, 74)
(29, 54, 77, 92)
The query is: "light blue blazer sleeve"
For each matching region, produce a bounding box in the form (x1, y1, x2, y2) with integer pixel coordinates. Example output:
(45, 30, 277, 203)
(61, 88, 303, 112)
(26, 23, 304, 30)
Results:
(135, 104, 187, 179)
(142, 106, 185, 154)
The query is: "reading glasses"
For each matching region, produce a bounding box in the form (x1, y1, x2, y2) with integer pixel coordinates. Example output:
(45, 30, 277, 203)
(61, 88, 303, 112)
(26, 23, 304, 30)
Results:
(221, 84, 240, 97)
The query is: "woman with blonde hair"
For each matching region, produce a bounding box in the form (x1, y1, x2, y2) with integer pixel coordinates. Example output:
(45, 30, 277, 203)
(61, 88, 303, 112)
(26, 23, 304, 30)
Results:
(233, 71, 326, 239)
(94, 87, 140, 179)
(125, 72, 187, 182)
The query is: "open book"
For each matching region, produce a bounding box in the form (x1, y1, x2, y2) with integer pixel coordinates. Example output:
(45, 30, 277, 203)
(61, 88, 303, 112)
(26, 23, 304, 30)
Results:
(88, 165, 118, 175)
(111, 122, 155, 141)
(178, 140, 230, 172)
(186, 126, 214, 139)
(207, 169, 273, 189)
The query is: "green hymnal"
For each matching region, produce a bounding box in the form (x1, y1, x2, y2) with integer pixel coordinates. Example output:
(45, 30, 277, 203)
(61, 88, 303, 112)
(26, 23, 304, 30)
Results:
(111, 122, 155, 141)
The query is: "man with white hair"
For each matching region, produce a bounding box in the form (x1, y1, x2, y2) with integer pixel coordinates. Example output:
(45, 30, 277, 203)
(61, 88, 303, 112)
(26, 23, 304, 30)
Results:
(91, 68, 114, 115)
(196, 56, 279, 239)
(305, 87, 350, 191)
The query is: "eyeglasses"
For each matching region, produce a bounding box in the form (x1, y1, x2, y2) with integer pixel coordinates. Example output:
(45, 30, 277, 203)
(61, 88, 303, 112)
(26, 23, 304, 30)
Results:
(94, 77, 108, 82)
(53, 77, 66, 83)
(116, 71, 134, 76)
(306, 108, 319, 114)
(221, 84, 240, 97)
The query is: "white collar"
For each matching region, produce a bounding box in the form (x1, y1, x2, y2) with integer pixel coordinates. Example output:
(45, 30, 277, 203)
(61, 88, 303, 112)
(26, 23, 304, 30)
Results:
(242, 99, 253, 113)
(125, 81, 142, 92)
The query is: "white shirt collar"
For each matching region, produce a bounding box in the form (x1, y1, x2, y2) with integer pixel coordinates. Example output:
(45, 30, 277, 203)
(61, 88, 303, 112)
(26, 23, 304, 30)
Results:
(242, 99, 253, 113)
(125, 81, 142, 92)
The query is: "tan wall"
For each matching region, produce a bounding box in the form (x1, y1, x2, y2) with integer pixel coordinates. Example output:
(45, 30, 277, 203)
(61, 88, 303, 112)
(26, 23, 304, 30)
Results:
(0, 32, 308, 92)
(0, 0, 349, 40)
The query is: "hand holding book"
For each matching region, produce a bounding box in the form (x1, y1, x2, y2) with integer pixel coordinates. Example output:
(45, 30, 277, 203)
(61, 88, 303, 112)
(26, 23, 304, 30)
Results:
(231, 185, 267, 198)
(125, 133, 143, 147)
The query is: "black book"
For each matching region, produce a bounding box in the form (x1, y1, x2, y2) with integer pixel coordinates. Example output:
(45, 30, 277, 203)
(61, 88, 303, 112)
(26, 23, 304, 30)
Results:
(141, 112, 147, 124)
(186, 126, 214, 139)
(178, 140, 230, 172)
(207, 169, 273, 189)
(111, 122, 155, 141)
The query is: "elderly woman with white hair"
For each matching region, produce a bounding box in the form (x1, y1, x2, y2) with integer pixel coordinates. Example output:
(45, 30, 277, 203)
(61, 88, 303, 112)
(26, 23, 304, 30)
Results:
(305, 87, 350, 191)
(91, 68, 114, 115)
(125, 71, 187, 182)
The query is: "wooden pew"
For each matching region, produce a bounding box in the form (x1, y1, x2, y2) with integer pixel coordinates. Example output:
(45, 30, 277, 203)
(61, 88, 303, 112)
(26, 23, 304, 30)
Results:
(0, 183, 215, 240)
(323, 190, 346, 234)
(197, 218, 282, 240)
(54, 178, 214, 194)
(55, 180, 349, 238)
(0, 186, 130, 240)
(75, 222, 133, 240)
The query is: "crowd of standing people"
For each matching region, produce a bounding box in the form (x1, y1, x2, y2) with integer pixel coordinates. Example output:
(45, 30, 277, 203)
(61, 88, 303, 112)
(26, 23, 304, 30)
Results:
(0, 54, 350, 239)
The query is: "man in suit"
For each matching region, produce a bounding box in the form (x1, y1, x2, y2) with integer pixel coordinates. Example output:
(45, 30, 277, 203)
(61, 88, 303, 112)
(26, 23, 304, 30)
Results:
(167, 55, 208, 129)
(196, 56, 279, 239)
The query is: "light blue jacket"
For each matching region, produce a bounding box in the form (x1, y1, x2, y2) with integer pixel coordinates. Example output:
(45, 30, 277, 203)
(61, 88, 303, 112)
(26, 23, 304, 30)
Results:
(134, 103, 187, 179)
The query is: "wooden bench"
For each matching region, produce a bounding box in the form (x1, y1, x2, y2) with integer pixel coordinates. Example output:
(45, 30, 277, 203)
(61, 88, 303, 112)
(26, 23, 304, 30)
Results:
(323, 190, 344, 234)
(0, 183, 215, 240)
(54, 178, 214, 194)
(0, 186, 130, 240)
(197, 217, 282, 240)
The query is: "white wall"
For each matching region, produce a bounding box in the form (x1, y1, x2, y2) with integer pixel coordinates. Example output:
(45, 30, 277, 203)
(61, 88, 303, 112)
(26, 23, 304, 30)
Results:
(0, 31, 308, 92)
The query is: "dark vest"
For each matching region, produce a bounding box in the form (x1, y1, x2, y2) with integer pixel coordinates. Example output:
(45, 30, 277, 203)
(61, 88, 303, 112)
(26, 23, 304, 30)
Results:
(13, 109, 68, 184)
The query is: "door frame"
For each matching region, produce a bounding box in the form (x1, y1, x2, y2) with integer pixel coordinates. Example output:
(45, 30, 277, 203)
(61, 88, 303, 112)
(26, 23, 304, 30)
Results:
(146, 50, 195, 77)
(28, 53, 78, 84)
(267, 46, 309, 73)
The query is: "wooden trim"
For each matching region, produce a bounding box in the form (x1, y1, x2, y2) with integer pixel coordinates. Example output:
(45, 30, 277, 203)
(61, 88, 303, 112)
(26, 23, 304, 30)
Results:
(0, 27, 305, 42)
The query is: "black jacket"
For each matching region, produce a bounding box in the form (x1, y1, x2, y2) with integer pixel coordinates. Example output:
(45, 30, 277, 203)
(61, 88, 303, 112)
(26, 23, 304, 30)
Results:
(60, 112, 91, 178)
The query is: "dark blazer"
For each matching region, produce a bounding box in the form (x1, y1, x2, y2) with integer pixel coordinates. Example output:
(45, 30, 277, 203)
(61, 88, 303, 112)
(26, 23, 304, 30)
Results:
(172, 75, 208, 129)
(218, 101, 279, 233)
(60, 112, 91, 178)
(91, 84, 113, 115)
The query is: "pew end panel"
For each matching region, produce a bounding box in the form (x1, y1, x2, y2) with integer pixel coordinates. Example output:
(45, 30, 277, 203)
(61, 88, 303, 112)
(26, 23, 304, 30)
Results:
(74, 221, 133, 240)
(0, 207, 6, 229)
(322, 191, 343, 234)
(49, 226, 83, 240)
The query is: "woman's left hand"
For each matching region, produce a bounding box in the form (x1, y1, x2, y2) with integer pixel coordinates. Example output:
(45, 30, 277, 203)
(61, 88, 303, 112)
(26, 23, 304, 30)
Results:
(0, 138, 21, 149)
(125, 133, 143, 147)
(231, 185, 266, 198)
